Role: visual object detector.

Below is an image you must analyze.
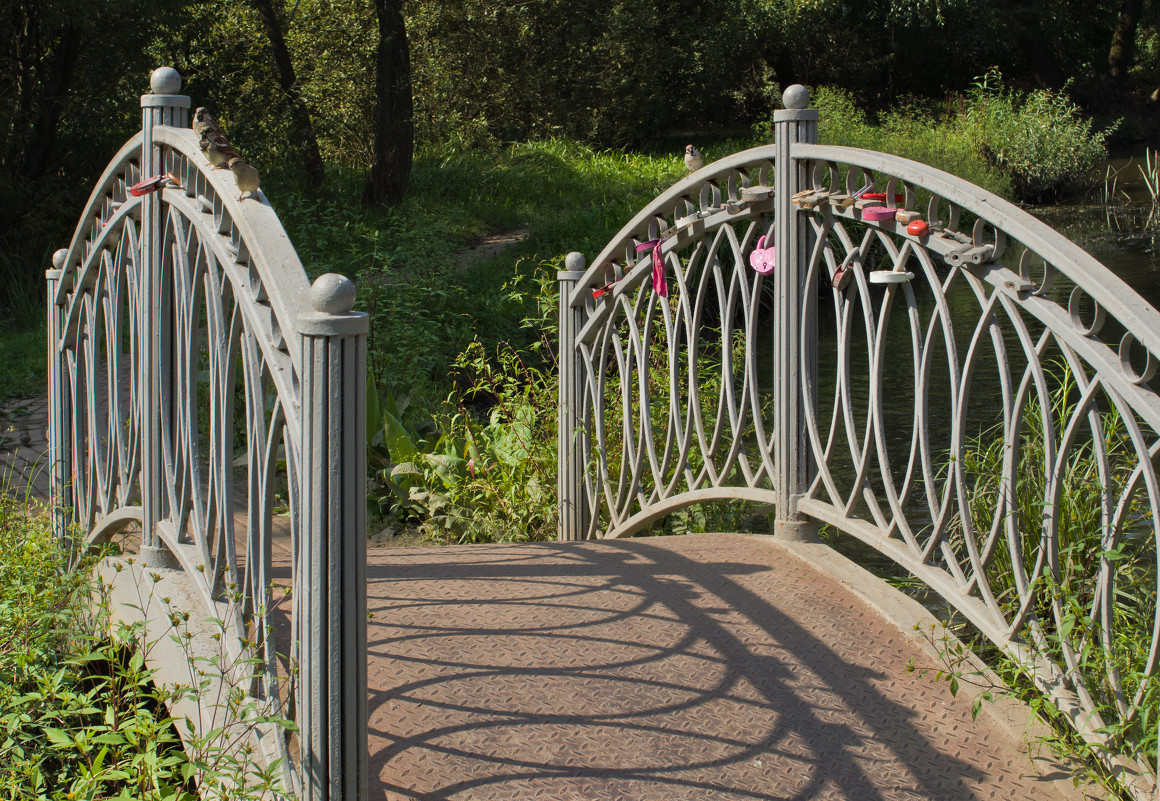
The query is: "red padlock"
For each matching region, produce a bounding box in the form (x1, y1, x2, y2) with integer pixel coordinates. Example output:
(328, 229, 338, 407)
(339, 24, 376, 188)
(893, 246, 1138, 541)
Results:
(129, 175, 168, 196)
(831, 251, 858, 290)
(906, 219, 930, 237)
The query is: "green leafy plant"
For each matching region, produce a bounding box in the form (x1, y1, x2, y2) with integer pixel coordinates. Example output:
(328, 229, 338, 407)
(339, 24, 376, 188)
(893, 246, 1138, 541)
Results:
(927, 362, 1158, 797)
(368, 267, 559, 543)
(0, 485, 294, 800)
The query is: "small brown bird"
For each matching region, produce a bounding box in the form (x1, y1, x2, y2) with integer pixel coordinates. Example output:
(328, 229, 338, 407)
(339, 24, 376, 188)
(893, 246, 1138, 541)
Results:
(684, 144, 704, 172)
(193, 107, 224, 139)
(200, 134, 240, 170)
(228, 157, 260, 201)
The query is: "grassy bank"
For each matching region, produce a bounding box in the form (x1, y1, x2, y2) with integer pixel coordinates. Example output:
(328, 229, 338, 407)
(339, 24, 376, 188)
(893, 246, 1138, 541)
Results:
(0, 486, 292, 799)
(0, 491, 188, 798)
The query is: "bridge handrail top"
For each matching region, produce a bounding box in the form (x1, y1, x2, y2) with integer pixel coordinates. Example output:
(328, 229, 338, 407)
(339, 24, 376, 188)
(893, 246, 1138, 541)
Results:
(152, 125, 315, 339)
(796, 142, 1160, 356)
(55, 133, 145, 299)
(570, 144, 778, 305)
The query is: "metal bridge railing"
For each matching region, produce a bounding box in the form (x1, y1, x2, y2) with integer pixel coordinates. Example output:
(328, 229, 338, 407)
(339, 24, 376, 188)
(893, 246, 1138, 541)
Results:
(48, 67, 368, 801)
(559, 86, 1160, 798)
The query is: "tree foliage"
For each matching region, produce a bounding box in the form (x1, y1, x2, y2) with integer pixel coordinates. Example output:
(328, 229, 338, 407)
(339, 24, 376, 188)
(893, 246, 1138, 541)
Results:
(2, 0, 1160, 321)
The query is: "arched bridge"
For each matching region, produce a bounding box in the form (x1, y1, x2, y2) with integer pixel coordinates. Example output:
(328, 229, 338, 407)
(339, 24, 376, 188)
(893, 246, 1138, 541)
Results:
(45, 69, 1159, 800)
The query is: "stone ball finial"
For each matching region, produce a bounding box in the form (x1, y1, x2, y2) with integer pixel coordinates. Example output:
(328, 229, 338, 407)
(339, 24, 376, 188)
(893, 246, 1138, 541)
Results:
(52, 248, 68, 269)
(782, 84, 810, 110)
(564, 251, 586, 271)
(310, 273, 356, 315)
(150, 67, 182, 95)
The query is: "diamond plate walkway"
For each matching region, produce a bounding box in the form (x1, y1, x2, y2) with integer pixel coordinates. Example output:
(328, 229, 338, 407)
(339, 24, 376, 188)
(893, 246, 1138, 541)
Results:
(367, 533, 1089, 801)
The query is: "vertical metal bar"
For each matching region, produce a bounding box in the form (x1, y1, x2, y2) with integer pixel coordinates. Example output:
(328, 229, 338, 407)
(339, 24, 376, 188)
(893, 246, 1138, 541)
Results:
(298, 275, 368, 801)
(139, 67, 190, 563)
(46, 253, 68, 542)
(773, 85, 820, 542)
(557, 253, 590, 541)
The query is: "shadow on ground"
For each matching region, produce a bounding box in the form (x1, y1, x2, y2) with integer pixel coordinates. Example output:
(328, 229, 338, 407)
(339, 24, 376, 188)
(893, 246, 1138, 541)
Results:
(365, 533, 1063, 801)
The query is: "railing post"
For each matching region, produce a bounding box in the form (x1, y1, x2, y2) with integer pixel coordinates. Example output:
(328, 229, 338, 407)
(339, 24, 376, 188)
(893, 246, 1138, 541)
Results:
(47, 249, 69, 542)
(773, 85, 820, 542)
(297, 274, 369, 801)
(140, 66, 189, 564)
(557, 252, 590, 541)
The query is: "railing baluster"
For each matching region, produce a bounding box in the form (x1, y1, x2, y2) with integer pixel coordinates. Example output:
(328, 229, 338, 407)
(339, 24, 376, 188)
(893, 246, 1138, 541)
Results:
(47, 250, 68, 545)
(557, 253, 590, 541)
(298, 274, 369, 801)
(773, 85, 820, 541)
(140, 66, 189, 566)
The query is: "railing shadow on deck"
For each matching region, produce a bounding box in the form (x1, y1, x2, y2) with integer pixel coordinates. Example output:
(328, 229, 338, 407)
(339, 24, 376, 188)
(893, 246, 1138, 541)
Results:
(364, 536, 1062, 800)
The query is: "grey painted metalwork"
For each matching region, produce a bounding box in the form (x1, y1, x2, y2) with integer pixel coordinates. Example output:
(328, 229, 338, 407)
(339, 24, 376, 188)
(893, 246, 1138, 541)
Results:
(47, 68, 368, 800)
(557, 255, 590, 541)
(560, 85, 1160, 797)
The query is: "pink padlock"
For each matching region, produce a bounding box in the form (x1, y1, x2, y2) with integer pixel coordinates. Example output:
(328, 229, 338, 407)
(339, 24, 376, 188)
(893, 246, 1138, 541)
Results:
(861, 206, 896, 222)
(749, 235, 775, 274)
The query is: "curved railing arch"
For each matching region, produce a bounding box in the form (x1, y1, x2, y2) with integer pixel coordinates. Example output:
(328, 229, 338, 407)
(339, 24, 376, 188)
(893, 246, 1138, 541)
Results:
(47, 69, 367, 801)
(559, 96, 1160, 797)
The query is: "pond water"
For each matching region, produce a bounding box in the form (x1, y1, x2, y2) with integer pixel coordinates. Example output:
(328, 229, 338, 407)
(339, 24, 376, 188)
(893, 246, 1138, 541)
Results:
(1033, 202, 1160, 309)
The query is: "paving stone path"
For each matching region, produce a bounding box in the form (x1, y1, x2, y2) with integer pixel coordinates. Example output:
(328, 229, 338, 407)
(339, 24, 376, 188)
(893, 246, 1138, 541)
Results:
(1, 391, 51, 503)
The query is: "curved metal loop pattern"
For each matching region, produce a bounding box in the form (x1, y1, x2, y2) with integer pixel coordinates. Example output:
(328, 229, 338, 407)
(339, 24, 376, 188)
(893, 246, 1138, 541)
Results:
(573, 142, 1160, 798)
(51, 125, 317, 792)
(573, 150, 779, 538)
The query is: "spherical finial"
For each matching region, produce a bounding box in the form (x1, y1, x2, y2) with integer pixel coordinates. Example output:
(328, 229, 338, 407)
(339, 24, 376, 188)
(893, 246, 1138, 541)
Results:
(564, 251, 586, 271)
(52, 248, 68, 269)
(310, 273, 356, 315)
(150, 67, 182, 95)
(782, 84, 810, 110)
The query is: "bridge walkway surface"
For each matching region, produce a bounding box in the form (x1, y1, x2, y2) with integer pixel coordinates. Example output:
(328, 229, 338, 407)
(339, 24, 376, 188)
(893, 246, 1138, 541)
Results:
(363, 533, 1092, 801)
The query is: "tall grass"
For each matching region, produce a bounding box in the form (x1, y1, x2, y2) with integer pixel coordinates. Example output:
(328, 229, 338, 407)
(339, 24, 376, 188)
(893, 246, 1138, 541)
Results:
(266, 139, 688, 426)
(809, 76, 1112, 204)
(811, 87, 1013, 198)
(950, 365, 1157, 791)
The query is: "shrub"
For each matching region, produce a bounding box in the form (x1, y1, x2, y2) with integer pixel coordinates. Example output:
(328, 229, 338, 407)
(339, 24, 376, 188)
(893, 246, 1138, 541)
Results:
(960, 71, 1115, 202)
(811, 77, 1112, 203)
(812, 86, 1012, 198)
(368, 267, 559, 544)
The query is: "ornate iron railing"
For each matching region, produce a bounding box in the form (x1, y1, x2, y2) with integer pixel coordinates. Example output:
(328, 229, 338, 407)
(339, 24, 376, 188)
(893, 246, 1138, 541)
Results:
(47, 68, 368, 801)
(559, 88, 1160, 798)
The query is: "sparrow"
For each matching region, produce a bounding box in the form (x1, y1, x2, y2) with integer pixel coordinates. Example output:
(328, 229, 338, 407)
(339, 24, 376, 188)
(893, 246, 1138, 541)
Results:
(193, 107, 224, 140)
(228, 157, 260, 201)
(200, 134, 240, 169)
(684, 144, 704, 172)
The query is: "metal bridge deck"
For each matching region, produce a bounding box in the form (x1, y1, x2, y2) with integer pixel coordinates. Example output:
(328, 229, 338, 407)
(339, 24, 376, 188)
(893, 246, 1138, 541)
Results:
(365, 533, 1084, 801)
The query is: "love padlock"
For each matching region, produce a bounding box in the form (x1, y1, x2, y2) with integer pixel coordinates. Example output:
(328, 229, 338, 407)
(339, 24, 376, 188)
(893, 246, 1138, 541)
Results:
(832, 265, 854, 290)
(831, 251, 858, 290)
(129, 175, 169, 196)
(749, 235, 775, 275)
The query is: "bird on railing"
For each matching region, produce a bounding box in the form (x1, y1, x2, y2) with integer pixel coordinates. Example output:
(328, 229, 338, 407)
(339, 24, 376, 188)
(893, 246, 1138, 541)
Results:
(193, 107, 224, 139)
(200, 134, 240, 169)
(685, 144, 704, 172)
(229, 157, 260, 201)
